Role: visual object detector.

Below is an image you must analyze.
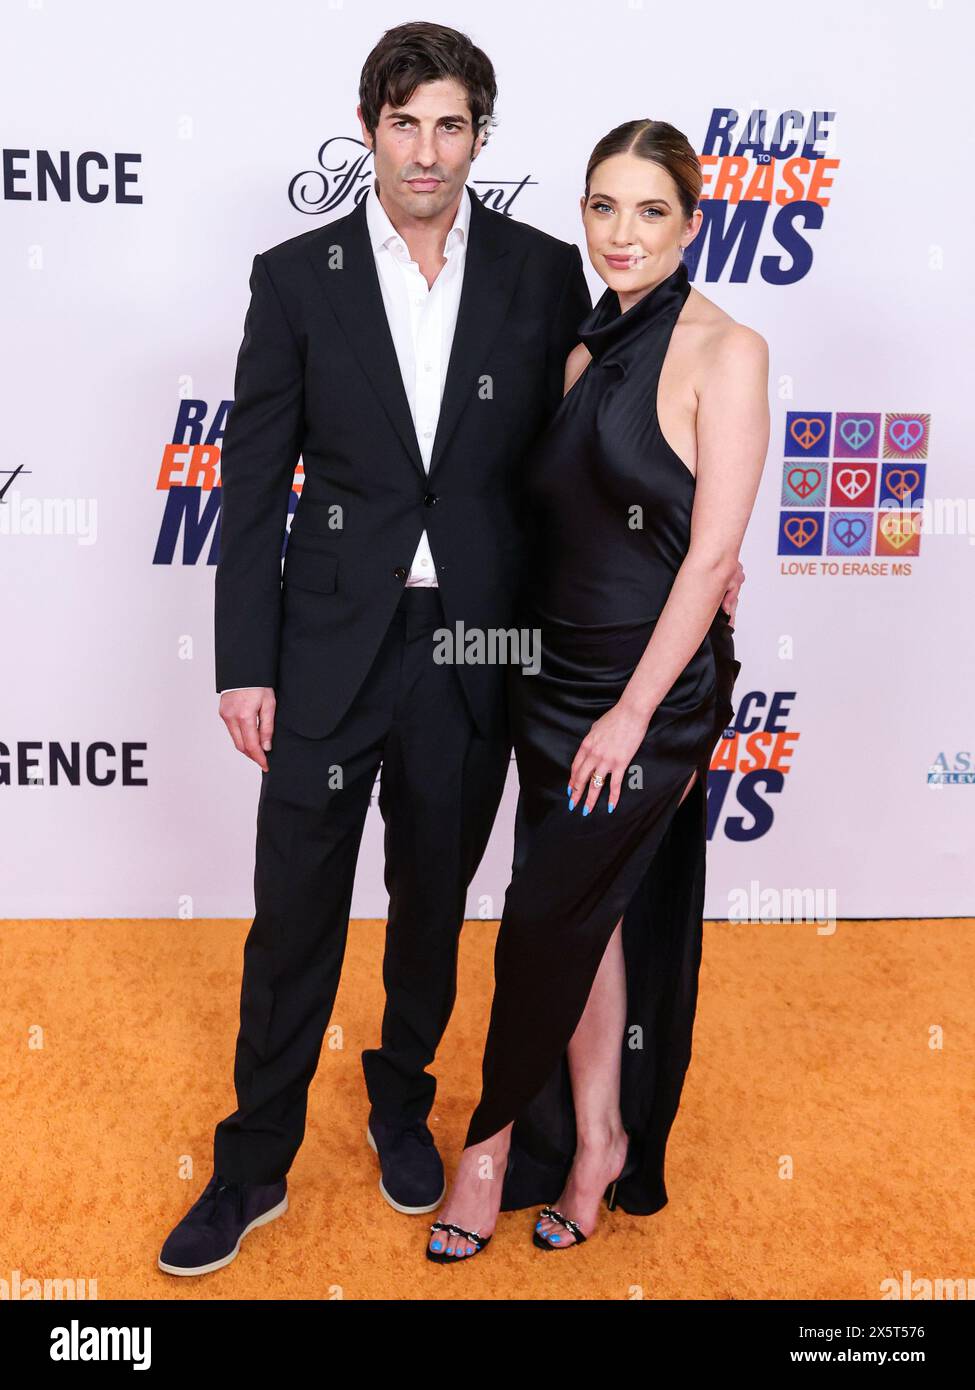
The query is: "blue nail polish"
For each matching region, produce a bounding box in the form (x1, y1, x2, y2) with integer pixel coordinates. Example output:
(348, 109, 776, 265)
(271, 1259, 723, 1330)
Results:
(582, 806, 589, 817)
(549, 1233, 561, 1243)
(431, 1240, 443, 1251)
(608, 802, 615, 813)
(566, 783, 572, 795)
(568, 798, 575, 810)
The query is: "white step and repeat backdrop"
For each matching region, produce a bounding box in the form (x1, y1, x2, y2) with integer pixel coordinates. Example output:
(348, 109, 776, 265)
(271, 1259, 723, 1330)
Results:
(2, 0, 972, 919)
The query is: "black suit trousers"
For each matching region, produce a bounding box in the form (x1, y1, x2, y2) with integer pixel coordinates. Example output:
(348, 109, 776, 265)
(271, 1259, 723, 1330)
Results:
(212, 587, 512, 1183)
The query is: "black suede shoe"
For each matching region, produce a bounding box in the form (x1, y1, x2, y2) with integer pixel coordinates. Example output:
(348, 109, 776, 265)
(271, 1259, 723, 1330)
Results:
(157, 1172, 288, 1276)
(366, 1114, 446, 1214)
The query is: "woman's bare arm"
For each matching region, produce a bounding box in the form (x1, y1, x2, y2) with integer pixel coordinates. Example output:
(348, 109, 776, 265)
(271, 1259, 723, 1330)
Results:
(620, 323, 770, 719)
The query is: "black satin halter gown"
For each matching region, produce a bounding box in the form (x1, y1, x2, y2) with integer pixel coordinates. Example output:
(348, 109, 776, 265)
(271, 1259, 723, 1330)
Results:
(463, 259, 741, 1216)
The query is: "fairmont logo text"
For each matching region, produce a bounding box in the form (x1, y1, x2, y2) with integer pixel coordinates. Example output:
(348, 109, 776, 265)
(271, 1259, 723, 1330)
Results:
(289, 136, 535, 216)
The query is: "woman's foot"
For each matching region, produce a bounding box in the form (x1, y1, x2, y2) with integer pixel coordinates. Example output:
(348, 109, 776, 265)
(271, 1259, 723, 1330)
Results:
(535, 1124, 629, 1248)
(426, 1130, 510, 1262)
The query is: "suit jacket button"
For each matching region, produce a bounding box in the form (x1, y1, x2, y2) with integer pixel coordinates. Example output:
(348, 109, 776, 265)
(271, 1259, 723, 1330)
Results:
(393, 566, 408, 580)
(423, 492, 437, 506)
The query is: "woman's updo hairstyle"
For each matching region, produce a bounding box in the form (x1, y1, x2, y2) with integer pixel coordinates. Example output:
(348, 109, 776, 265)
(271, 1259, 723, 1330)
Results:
(584, 119, 702, 224)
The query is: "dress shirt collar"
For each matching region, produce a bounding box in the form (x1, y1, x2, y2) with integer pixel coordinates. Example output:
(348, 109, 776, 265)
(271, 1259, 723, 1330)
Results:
(365, 177, 470, 261)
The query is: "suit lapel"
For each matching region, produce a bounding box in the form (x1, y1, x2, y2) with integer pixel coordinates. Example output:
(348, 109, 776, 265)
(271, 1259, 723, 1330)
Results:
(306, 186, 524, 485)
(306, 193, 425, 477)
(427, 190, 521, 480)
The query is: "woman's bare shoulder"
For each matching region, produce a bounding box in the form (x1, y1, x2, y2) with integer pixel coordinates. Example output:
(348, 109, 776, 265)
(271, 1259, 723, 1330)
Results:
(683, 285, 768, 359)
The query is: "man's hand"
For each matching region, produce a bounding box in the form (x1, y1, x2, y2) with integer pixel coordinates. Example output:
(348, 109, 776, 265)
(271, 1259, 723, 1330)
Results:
(721, 559, 745, 626)
(219, 687, 276, 772)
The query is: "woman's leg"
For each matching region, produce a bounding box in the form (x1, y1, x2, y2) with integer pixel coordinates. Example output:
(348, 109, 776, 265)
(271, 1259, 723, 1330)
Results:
(537, 768, 699, 1245)
(429, 765, 700, 1257)
(534, 912, 629, 1243)
(426, 1123, 513, 1257)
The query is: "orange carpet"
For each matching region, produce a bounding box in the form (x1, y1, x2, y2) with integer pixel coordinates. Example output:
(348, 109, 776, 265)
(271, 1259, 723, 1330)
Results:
(1, 917, 972, 1301)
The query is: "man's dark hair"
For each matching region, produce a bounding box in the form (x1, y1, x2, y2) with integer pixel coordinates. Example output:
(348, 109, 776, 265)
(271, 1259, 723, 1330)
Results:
(359, 21, 498, 151)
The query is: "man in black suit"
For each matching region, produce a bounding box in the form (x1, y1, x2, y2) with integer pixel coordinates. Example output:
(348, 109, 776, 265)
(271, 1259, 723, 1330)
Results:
(158, 21, 595, 1276)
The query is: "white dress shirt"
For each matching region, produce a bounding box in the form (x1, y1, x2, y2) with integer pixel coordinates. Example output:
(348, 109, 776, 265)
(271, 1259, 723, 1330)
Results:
(220, 180, 471, 694)
(365, 177, 470, 587)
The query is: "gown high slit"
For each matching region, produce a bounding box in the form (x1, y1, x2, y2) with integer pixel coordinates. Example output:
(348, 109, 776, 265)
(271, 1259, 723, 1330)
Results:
(462, 258, 741, 1216)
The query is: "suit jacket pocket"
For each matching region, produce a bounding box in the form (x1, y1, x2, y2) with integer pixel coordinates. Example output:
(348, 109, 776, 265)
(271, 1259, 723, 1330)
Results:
(283, 543, 338, 594)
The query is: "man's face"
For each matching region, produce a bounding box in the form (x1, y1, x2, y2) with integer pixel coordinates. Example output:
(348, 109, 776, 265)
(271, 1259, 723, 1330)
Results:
(358, 77, 484, 222)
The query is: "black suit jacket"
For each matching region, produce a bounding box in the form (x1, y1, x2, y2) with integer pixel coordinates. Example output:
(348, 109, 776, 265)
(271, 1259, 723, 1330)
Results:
(215, 185, 592, 740)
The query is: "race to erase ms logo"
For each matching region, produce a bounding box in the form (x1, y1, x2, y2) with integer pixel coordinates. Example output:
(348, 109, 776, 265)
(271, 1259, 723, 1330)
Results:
(692, 108, 839, 284)
(706, 690, 800, 842)
(151, 400, 301, 565)
(777, 411, 930, 576)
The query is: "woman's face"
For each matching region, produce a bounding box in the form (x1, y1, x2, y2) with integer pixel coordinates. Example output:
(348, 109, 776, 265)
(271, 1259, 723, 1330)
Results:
(580, 152, 700, 295)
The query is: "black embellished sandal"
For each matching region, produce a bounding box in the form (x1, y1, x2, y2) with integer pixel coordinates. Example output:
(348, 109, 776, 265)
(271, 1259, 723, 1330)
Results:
(533, 1140, 636, 1249)
(533, 1205, 587, 1250)
(426, 1220, 492, 1264)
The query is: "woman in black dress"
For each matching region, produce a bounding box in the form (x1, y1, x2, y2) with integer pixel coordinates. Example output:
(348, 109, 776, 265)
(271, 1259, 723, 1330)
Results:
(427, 120, 769, 1262)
